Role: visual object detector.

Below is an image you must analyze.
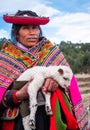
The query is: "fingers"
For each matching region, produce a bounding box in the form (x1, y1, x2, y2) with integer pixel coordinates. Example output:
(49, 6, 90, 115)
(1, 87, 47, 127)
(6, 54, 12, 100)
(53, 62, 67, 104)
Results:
(43, 78, 50, 92)
(16, 82, 29, 100)
(43, 78, 59, 92)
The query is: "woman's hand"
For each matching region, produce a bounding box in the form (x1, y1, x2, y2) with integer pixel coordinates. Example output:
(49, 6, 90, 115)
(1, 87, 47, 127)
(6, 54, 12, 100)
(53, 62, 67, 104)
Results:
(16, 78, 59, 100)
(43, 78, 59, 93)
(16, 82, 29, 100)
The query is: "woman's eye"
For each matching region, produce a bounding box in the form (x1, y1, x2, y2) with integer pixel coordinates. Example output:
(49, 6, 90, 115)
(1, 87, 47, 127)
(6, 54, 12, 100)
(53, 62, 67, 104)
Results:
(22, 26, 29, 29)
(32, 26, 39, 29)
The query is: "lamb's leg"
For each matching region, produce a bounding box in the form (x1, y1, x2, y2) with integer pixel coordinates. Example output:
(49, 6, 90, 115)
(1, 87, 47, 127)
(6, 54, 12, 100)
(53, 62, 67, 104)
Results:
(22, 115, 32, 130)
(44, 92, 52, 115)
(28, 84, 38, 129)
(28, 76, 44, 129)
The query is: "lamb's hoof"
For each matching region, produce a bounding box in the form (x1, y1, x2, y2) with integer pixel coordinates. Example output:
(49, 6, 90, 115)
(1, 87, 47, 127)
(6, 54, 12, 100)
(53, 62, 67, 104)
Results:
(45, 105, 53, 115)
(29, 120, 36, 129)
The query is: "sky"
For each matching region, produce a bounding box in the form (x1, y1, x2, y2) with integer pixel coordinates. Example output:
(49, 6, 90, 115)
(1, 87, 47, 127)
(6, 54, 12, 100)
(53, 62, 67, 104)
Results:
(0, 0, 90, 44)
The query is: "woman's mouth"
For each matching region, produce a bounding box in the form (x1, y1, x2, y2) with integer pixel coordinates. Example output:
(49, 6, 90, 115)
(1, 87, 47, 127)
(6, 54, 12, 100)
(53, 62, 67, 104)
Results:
(27, 37, 38, 42)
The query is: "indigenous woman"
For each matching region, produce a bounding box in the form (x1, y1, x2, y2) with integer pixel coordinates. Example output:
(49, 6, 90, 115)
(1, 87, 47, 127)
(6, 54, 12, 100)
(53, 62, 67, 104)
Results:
(0, 10, 88, 130)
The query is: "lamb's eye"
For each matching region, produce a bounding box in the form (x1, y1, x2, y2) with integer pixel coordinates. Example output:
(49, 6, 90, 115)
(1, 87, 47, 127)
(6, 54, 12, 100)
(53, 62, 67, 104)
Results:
(63, 77, 68, 80)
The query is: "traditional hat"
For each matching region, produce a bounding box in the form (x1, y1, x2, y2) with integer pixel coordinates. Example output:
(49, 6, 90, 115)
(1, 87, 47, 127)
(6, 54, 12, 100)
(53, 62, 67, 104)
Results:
(3, 10, 50, 25)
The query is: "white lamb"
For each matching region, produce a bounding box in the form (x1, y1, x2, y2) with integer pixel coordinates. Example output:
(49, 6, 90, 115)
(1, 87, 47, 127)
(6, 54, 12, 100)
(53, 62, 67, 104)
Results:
(16, 65, 73, 130)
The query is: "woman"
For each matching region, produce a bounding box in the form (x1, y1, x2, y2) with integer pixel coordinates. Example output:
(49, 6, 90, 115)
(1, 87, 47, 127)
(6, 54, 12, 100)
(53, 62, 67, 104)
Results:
(0, 10, 88, 130)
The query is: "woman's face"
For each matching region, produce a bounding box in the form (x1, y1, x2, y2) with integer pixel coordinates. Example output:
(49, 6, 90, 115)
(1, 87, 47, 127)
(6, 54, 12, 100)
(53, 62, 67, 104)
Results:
(17, 25, 40, 48)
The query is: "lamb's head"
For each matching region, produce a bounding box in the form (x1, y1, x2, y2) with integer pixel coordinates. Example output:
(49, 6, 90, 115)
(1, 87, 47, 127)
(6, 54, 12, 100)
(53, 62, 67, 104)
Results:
(57, 65, 73, 88)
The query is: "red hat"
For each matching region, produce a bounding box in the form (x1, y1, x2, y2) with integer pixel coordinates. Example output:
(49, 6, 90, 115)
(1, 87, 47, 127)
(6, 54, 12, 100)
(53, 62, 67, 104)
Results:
(3, 10, 50, 25)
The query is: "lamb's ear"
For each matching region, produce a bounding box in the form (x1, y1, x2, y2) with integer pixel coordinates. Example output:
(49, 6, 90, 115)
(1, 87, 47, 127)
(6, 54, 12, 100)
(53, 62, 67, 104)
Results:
(58, 68, 63, 75)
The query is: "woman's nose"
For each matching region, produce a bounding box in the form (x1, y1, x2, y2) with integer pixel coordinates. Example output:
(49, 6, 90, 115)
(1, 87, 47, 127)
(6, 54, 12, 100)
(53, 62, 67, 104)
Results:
(28, 28, 35, 34)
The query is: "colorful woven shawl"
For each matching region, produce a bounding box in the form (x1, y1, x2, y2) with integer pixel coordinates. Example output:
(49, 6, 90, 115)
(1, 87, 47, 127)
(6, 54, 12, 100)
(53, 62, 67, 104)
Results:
(0, 37, 88, 129)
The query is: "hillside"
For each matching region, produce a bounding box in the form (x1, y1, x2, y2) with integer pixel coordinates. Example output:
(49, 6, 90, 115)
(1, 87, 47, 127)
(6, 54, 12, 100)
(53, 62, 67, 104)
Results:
(75, 74, 90, 108)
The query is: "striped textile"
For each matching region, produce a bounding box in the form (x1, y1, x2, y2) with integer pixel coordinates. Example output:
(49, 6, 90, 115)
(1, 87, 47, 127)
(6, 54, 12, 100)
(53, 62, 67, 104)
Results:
(69, 76, 88, 129)
(0, 37, 88, 129)
(0, 41, 38, 102)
